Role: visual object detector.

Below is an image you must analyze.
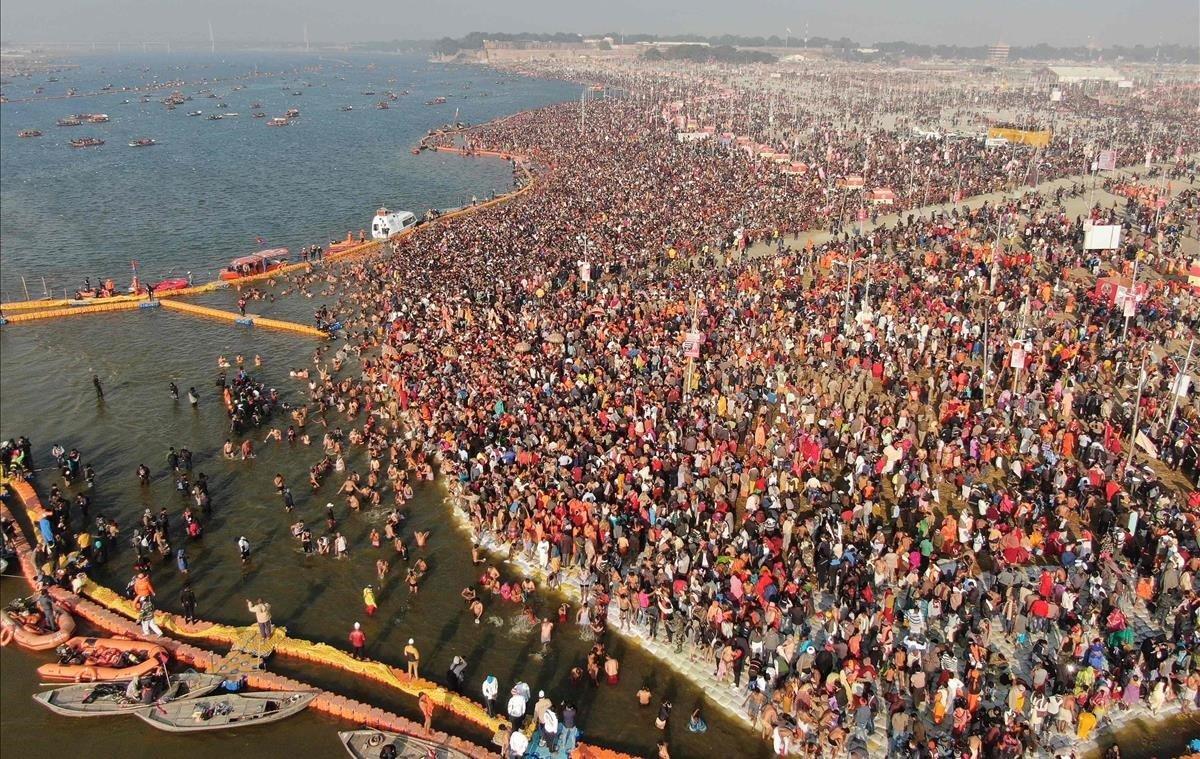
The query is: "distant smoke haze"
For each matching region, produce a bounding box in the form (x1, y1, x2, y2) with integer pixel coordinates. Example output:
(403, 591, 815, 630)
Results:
(1, 0, 1195, 47)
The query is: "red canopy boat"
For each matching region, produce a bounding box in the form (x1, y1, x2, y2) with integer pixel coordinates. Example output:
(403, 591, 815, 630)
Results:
(219, 248, 289, 280)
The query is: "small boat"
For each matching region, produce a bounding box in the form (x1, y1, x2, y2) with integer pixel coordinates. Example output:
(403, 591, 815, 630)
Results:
(153, 277, 189, 292)
(38, 636, 167, 681)
(69, 137, 104, 148)
(266, 117, 288, 127)
(187, 111, 202, 116)
(340, 729, 474, 758)
(425, 97, 446, 105)
(290, 91, 303, 96)
(376, 102, 389, 110)
(129, 138, 156, 147)
(57, 117, 82, 127)
(135, 691, 316, 732)
(217, 102, 228, 108)
(362, 90, 376, 95)
(18, 129, 43, 138)
(371, 207, 417, 240)
(1, 599, 76, 650)
(285, 108, 300, 118)
(340, 105, 354, 112)
(33, 673, 224, 718)
(83, 113, 109, 123)
(252, 112, 267, 119)
(220, 248, 289, 280)
(250, 102, 262, 108)
(207, 114, 223, 120)
(225, 112, 240, 117)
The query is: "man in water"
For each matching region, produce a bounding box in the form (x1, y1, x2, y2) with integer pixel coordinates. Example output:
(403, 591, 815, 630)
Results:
(247, 597, 272, 638)
(92, 374, 104, 399)
(238, 535, 252, 564)
(540, 617, 554, 652)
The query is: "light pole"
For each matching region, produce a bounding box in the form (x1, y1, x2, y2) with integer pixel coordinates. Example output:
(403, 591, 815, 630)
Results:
(861, 253, 876, 312)
(1121, 254, 1139, 344)
(1166, 338, 1195, 433)
(832, 258, 854, 328)
(1125, 351, 1149, 473)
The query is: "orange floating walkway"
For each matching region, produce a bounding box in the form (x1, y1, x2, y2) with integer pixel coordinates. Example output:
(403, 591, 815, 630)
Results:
(157, 299, 329, 338)
(0, 299, 154, 323)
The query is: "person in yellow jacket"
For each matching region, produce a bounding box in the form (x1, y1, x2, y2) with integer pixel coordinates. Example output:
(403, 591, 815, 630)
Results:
(363, 585, 377, 617)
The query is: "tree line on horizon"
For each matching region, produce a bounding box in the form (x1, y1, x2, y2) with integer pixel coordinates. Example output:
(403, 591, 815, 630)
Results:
(391, 32, 1197, 64)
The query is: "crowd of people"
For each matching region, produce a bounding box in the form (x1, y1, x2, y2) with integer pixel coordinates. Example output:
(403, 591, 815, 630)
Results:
(333, 86, 1199, 757)
(4, 65, 1200, 759)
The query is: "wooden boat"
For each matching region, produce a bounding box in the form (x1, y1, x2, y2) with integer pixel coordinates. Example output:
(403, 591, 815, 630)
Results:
(135, 690, 316, 732)
(1, 601, 76, 651)
(339, 730, 473, 758)
(38, 637, 168, 682)
(18, 129, 43, 138)
(219, 248, 289, 280)
(33, 672, 223, 717)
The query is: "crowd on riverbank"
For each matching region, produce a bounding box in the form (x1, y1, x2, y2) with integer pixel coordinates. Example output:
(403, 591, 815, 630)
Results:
(308, 88, 1200, 757)
(5, 70, 1200, 759)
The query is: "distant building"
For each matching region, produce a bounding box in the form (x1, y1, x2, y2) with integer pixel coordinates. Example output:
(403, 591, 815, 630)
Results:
(988, 43, 1010, 63)
(1041, 65, 1124, 84)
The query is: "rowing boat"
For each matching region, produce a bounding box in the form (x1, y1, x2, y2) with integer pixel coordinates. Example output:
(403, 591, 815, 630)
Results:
(33, 672, 223, 717)
(134, 690, 316, 732)
(339, 729, 474, 758)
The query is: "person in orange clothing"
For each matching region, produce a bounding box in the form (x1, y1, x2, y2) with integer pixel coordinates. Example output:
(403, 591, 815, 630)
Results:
(132, 571, 155, 599)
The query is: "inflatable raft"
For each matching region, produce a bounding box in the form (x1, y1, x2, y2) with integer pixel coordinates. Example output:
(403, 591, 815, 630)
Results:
(1, 601, 76, 651)
(38, 637, 168, 682)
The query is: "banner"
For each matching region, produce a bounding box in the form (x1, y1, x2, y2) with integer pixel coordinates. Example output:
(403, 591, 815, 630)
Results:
(1083, 225, 1121, 250)
(683, 331, 702, 358)
(1097, 149, 1117, 171)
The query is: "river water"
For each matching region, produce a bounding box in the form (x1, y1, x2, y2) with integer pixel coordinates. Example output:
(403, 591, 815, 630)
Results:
(0, 53, 770, 759)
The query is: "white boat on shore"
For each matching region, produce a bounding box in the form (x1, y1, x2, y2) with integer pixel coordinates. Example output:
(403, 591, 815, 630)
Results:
(370, 207, 417, 240)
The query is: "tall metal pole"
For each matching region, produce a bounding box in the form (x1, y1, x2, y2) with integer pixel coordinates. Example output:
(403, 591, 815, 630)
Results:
(1125, 352, 1149, 472)
(1166, 338, 1195, 432)
(683, 294, 700, 399)
(1121, 254, 1139, 343)
(982, 297, 991, 408)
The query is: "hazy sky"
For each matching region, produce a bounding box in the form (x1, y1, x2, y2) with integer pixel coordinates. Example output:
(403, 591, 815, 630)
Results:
(1, 0, 1196, 47)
